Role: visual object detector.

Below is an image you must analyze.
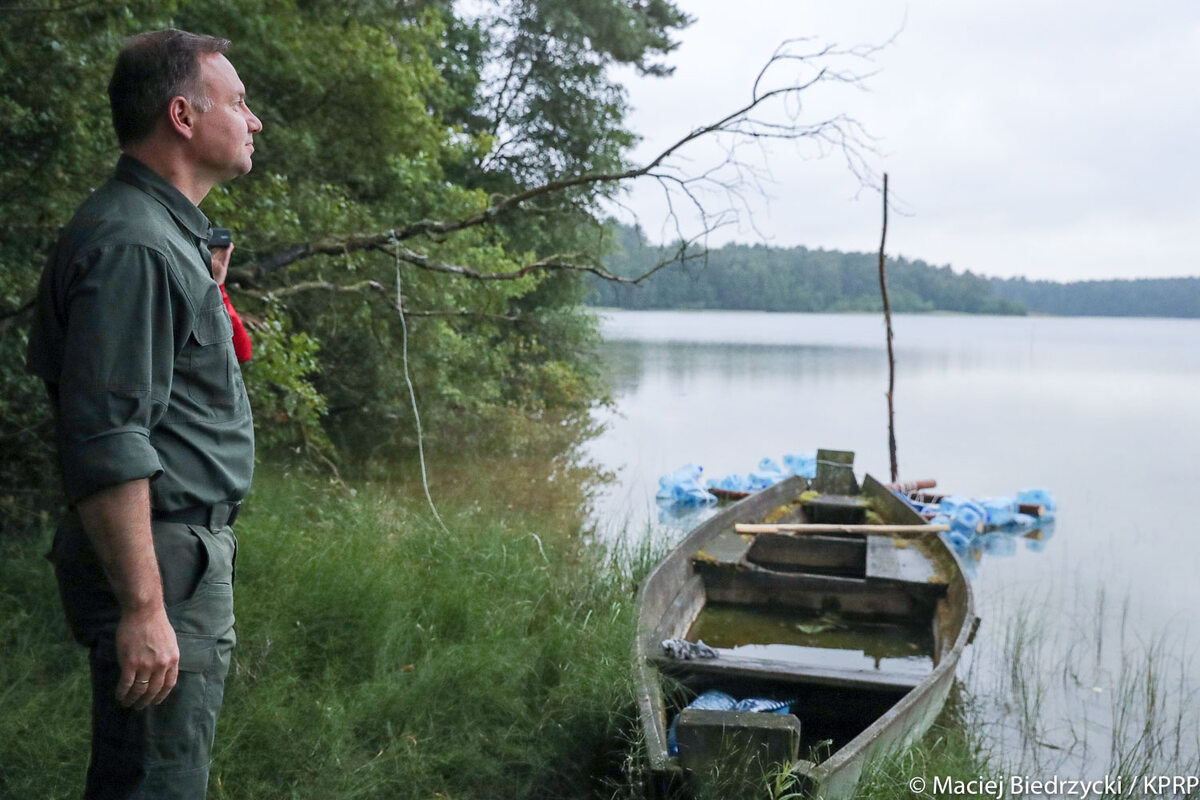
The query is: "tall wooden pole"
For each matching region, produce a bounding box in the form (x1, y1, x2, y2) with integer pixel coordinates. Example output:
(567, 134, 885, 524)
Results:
(878, 173, 899, 482)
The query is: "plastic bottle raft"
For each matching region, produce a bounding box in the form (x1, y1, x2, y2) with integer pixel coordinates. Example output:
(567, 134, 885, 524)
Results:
(656, 453, 1057, 563)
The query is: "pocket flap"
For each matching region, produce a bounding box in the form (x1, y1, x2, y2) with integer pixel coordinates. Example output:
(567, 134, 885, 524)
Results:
(176, 632, 218, 673)
(192, 305, 234, 346)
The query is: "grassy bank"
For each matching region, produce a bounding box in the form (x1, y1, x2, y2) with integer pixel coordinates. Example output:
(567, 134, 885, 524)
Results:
(0, 457, 657, 800)
(8, 456, 1192, 799)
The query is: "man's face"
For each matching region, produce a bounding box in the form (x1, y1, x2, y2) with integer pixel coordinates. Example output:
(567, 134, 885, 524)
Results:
(190, 53, 262, 182)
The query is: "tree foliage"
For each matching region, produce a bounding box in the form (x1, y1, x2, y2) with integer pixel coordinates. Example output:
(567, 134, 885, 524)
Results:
(592, 224, 1027, 315)
(0, 0, 690, 528)
(991, 275, 1200, 318)
(2, 1, 890, 531)
(464, 0, 690, 186)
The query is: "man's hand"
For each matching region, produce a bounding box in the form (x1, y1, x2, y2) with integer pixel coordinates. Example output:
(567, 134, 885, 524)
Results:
(76, 479, 180, 709)
(211, 242, 234, 286)
(115, 605, 180, 709)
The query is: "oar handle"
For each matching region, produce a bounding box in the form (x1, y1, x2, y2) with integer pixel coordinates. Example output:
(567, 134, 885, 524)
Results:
(735, 523, 951, 534)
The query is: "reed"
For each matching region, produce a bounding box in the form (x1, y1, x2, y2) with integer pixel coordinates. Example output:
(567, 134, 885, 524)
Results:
(957, 579, 1199, 799)
(761, 578, 1199, 800)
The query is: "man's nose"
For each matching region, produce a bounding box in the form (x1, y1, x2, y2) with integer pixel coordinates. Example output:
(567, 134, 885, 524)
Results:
(246, 107, 263, 133)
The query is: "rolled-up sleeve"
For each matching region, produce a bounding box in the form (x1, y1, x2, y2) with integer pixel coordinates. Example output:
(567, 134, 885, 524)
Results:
(56, 245, 180, 503)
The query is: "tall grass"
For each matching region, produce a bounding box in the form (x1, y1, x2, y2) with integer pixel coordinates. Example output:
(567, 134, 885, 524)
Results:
(0, 459, 662, 800)
(0, 528, 92, 800)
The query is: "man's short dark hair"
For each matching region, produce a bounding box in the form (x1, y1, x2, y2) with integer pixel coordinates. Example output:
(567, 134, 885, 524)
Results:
(108, 29, 231, 147)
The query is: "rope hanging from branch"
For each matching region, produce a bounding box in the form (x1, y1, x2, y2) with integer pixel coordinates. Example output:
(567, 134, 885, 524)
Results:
(394, 234, 450, 535)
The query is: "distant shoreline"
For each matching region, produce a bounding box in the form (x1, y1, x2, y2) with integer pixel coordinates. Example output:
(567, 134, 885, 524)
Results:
(593, 225, 1200, 320)
(589, 306, 1200, 321)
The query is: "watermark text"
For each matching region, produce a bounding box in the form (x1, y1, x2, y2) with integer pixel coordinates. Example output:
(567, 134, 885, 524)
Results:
(906, 774, 1200, 797)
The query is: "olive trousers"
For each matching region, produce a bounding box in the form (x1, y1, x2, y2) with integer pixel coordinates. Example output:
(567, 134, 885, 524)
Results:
(51, 521, 237, 800)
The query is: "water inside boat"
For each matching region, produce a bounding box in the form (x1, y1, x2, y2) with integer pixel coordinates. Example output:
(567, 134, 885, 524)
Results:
(688, 603, 935, 678)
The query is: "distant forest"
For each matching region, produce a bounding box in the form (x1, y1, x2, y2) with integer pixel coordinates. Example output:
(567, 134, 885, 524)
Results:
(592, 225, 1200, 318)
(990, 276, 1200, 318)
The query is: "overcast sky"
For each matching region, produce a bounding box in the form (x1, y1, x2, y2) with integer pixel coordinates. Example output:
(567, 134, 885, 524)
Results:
(607, 1, 1200, 282)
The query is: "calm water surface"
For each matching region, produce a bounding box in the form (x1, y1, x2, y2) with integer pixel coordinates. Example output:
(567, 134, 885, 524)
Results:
(587, 310, 1200, 776)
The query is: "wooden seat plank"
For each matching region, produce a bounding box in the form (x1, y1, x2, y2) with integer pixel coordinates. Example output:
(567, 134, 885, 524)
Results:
(651, 650, 924, 692)
(694, 531, 754, 566)
(865, 536, 947, 585)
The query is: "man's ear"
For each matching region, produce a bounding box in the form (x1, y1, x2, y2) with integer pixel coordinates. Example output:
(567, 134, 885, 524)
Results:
(166, 96, 196, 140)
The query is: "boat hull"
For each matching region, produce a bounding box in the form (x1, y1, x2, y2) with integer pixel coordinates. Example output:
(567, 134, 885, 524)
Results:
(634, 466, 976, 799)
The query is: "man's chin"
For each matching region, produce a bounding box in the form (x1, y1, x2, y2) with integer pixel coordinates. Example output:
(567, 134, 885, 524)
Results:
(229, 159, 254, 179)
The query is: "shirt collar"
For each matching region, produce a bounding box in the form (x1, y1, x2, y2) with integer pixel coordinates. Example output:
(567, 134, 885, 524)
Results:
(113, 154, 212, 241)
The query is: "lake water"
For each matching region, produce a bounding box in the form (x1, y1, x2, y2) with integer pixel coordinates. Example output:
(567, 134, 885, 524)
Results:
(587, 309, 1200, 779)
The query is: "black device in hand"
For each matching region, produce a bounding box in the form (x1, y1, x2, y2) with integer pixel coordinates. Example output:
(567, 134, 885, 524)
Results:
(209, 227, 233, 248)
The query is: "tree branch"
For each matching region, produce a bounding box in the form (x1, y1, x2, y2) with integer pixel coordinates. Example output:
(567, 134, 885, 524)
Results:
(249, 39, 879, 281)
(389, 246, 622, 282)
(239, 279, 389, 299)
(236, 279, 524, 322)
(4, 40, 880, 321)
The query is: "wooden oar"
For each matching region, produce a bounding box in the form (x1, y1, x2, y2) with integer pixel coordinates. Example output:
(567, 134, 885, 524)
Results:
(735, 523, 950, 534)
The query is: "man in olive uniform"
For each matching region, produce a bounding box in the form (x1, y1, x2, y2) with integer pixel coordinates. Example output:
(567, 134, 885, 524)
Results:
(26, 30, 261, 799)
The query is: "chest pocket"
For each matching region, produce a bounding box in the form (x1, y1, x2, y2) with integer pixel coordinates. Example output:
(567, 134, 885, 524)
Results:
(183, 304, 238, 414)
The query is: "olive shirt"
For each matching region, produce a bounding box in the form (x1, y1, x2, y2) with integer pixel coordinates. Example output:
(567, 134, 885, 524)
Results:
(27, 155, 254, 511)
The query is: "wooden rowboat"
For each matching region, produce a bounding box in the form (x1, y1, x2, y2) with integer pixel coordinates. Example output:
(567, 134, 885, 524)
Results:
(634, 450, 977, 798)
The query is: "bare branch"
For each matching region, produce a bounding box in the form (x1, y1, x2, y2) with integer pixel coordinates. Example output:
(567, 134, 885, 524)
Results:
(7, 41, 881, 324)
(400, 308, 521, 322)
(249, 39, 879, 281)
(486, 32, 528, 138)
(238, 279, 389, 300)
(479, 31, 537, 170)
(389, 245, 654, 284)
(236, 279, 526, 322)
